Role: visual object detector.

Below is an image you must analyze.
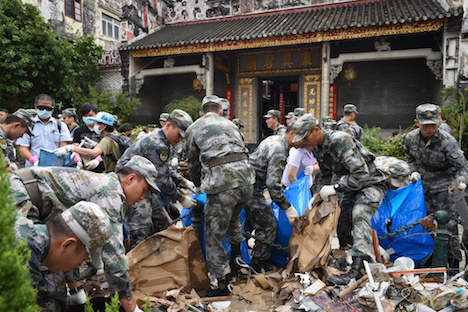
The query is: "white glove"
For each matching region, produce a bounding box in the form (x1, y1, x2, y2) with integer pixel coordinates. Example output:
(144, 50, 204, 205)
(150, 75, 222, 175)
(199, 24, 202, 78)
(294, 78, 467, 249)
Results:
(183, 180, 197, 193)
(304, 165, 316, 176)
(319, 185, 336, 202)
(68, 288, 86, 305)
(85, 159, 100, 171)
(83, 136, 99, 148)
(180, 196, 197, 209)
(9, 163, 18, 171)
(410, 172, 421, 182)
(54, 145, 74, 158)
(77, 161, 84, 170)
(171, 157, 179, 167)
(458, 182, 467, 191)
(133, 305, 143, 312)
(33, 160, 39, 167)
(285, 205, 299, 225)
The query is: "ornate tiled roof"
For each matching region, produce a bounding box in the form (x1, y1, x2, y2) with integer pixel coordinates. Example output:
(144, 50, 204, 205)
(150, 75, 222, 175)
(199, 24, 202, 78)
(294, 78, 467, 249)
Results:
(123, 0, 461, 53)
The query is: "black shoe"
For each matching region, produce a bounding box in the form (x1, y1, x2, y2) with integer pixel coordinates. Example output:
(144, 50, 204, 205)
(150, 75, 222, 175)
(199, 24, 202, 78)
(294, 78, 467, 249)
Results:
(230, 243, 242, 273)
(328, 256, 366, 286)
(207, 277, 230, 297)
(251, 257, 271, 273)
(335, 257, 349, 272)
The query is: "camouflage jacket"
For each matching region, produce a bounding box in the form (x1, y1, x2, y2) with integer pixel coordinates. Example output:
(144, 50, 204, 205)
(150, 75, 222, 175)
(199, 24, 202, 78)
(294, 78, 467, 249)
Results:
(274, 123, 287, 136)
(249, 134, 291, 210)
(439, 121, 453, 135)
(404, 128, 467, 192)
(185, 112, 254, 194)
(336, 118, 364, 142)
(0, 126, 15, 165)
(116, 128, 184, 201)
(10, 168, 132, 299)
(312, 130, 386, 192)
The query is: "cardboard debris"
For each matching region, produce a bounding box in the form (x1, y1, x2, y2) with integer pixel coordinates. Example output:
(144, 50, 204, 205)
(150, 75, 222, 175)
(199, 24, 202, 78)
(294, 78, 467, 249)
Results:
(127, 226, 210, 302)
(288, 195, 340, 272)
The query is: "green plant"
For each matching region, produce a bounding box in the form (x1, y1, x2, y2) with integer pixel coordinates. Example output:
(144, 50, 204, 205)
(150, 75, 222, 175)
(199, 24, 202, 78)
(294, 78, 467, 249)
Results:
(104, 293, 121, 312)
(362, 125, 406, 160)
(0, 152, 40, 311)
(166, 96, 201, 122)
(142, 295, 152, 312)
(442, 87, 468, 154)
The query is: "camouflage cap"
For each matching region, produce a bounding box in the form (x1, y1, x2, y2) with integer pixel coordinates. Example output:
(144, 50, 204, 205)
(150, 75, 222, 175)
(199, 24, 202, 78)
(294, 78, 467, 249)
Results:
(292, 113, 319, 143)
(123, 155, 161, 193)
(159, 112, 170, 121)
(294, 107, 306, 116)
(13, 108, 36, 136)
(167, 109, 193, 138)
(415, 103, 440, 125)
(343, 103, 358, 114)
(263, 109, 281, 119)
(232, 118, 244, 128)
(285, 112, 295, 119)
(62, 108, 77, 118)
(388, 160, 411, 189)
(219, 98, 230, 111)
(201, 95, 221, 109)
(61, 201, 112, 270)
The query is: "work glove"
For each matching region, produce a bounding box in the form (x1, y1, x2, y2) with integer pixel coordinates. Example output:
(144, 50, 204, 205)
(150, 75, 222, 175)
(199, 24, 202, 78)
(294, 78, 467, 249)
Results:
(319, 185, 336, 202)
(183, 180, 197, 193)
(85, 159, 100, 171)
(458, 182, 467, 192)
(180, 196, 197, 209)
(9, 162, 18, 171)
(68, 287, 86, 305)
(133, 305, 144, 312)
(28, 155, 39, 166)
(54, 145, 74, 158)
(285, 205, 299, 225)
(83, 136, 99, 148)
(410, 172, 421, 183)
(77, 161, 84, 170)
(171, 157, 179, 167)
(304, 165, 316, 176)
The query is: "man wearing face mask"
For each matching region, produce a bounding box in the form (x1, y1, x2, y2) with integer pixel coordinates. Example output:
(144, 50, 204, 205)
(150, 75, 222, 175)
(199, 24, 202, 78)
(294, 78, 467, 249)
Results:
(17, 94, 72, 167)
(55, 112, 121, 172)
(72, 103, 105, 173)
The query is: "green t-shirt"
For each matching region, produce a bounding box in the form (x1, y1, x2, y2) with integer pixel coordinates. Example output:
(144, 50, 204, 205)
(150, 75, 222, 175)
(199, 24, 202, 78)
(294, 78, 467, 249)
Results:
(97, 132, 121, 172)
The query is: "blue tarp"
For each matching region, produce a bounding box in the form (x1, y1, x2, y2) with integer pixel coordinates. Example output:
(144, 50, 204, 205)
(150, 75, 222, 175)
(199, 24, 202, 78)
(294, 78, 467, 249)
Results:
(372, 179, 434, 266)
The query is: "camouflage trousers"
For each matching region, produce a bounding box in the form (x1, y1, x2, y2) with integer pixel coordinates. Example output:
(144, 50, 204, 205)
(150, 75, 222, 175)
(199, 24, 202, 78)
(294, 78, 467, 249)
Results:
(343, 183, 386, 261)
(125, 191, 169, 249)
(205, 184, 253, 278)
(36, 269, 68, 312)
(243, 190, 277, 261)
(425, 188, 462, 261)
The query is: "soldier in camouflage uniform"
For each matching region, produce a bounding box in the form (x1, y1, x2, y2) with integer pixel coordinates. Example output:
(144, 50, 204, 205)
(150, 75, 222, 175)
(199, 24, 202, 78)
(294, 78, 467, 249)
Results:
(294, 107, 306, 117)
(0, 109, 36, 171)
(116, 109, 197, 248)
(185, 96, 255, 297)
(321, 115, 337, 130)
(159, 112, 169, 127)
(404, 103, 467, 267)
(374, 156, 411, 190)
(264, 109, 287, 136)
(244, 125, 299, 272)
(293, 114, 387, 285)
(285, 112, 295, 126)
(219, 98, 231, 118)
(336, 104, 364, 142)
(15, 202, 113, 312)
(10, 155, 159, 312)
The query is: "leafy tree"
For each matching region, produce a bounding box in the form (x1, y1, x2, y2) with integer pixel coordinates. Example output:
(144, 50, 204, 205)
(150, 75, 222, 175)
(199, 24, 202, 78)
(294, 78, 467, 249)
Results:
(362, 125, 407, 160)
(0, 153, 40, 311)
(0, 0, 103, 110)
(442, 87, 468, 154)
(166, 96, 201, 122)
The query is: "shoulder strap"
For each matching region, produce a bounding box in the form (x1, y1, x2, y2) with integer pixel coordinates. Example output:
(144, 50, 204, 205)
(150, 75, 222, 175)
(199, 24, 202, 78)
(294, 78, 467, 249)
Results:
(54, 119, 62, 132)
(15, 168, 42, 210)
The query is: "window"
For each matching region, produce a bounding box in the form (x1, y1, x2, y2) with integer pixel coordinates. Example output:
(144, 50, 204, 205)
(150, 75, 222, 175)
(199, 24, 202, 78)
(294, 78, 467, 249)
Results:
(102, 14, 120, 41)
(65, 0, 81, 21)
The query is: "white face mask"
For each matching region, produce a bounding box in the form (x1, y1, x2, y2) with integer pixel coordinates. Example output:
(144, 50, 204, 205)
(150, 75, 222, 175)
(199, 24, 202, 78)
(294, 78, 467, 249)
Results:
(94, 124, 103, 135)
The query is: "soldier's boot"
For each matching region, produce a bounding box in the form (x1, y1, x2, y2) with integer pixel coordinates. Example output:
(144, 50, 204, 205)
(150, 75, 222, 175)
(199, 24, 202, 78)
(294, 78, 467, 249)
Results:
(327, 256, 366, 286)
(207, 276, 230, 297)
(230, 243, 242, 274)
(251, 257, 272, 273)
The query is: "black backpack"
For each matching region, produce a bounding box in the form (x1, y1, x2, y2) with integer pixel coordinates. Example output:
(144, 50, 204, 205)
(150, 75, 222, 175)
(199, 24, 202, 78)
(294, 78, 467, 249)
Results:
(107, 134, 133, 157)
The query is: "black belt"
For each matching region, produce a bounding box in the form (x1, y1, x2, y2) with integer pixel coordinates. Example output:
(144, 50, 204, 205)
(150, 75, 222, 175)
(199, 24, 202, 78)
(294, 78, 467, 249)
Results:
(208, 153, 248, 169)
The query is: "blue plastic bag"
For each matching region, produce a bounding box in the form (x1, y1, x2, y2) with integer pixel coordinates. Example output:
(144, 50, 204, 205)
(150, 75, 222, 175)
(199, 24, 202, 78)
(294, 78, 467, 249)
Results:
(270, 172, 312, 267)
(181, 193, 251, 265)
(371, 179, 434, 266)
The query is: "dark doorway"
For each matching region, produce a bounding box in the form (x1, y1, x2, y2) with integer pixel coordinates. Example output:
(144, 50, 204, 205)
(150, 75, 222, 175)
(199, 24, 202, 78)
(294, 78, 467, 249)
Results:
(260, 78, 298, 141)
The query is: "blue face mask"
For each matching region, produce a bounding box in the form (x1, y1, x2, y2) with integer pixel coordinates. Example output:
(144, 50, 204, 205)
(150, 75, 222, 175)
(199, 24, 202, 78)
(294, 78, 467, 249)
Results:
(83, 117, 95, 125)
(37, 109, 52, 120)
